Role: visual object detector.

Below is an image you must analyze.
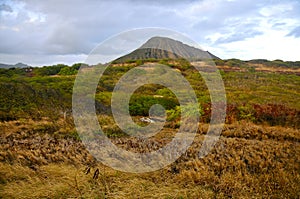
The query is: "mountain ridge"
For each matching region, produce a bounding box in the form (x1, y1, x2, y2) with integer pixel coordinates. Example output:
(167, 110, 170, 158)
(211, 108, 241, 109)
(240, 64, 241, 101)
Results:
(0, 62, 30, 69)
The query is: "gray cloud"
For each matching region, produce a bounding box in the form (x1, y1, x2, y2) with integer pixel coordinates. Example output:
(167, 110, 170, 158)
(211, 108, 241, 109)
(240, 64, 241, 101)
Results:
(4, 0, 190, 55)
(215, 30, 263, 44)
(287, 26, 300, 38)
(188, 0, 264, 43)
(0, 3, 12, 12)
(211, 21, 263, 44)
(0, 0, 300, 65)
(107, 0, 199, 6)
(272, 22, 287, 28)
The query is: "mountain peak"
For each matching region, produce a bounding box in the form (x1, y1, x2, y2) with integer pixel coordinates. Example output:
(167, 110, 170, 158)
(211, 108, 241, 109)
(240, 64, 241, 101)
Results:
(15, 63, 30, 68)
(0, 62, 30, 69)
(114, 36, 219, 63)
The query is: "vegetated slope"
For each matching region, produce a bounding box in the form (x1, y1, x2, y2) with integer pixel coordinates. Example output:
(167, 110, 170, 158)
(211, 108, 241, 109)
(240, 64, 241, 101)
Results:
(215, 58, 300, 75)
(0, 56, 299, 197)
(114, 36, 219, 63)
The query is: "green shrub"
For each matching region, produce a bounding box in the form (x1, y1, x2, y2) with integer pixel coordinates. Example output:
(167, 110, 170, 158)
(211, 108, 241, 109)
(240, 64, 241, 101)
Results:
(129, 95, 178, 116)
(58, 67, 77, 75)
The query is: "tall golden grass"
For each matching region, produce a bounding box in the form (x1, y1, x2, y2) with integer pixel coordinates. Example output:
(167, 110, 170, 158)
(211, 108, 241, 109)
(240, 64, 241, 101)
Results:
(0, 119, 299, 198)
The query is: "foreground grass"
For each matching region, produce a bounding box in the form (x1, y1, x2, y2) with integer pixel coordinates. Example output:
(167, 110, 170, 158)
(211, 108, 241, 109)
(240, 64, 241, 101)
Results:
(0, 163, 215, 199)
(0, 157, 299, 198)
(0, 119, 299, 198)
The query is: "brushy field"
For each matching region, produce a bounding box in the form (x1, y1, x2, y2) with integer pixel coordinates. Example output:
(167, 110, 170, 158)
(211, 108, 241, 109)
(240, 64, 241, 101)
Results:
(0, 119, 299, 198)
(0, 60, 299, 198)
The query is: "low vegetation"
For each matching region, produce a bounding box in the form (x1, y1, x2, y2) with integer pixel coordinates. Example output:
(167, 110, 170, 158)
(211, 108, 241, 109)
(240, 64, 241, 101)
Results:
(0, 58, 299, 198)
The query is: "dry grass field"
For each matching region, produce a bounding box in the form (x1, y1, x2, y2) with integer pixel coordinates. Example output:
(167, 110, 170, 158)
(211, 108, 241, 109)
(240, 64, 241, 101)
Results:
(0, 118, 299, 198)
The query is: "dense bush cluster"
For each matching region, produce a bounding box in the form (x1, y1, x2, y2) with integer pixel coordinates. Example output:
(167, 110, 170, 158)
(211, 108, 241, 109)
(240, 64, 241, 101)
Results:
(129, 95, 178, 116)
(0, 76, 73, 121)
(200, 102, 300, 128)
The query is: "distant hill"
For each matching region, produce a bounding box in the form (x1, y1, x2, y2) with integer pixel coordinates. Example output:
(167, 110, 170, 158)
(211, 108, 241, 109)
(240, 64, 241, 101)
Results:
(114, 36, 220, 63)
(0, 62, 30, 69)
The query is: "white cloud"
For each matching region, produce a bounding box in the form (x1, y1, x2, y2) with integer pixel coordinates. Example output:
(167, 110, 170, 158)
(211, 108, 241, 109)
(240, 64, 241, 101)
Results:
(0, 0, 300, 65)
(0, 53, 87, 66)
(212, 29, 300, 61)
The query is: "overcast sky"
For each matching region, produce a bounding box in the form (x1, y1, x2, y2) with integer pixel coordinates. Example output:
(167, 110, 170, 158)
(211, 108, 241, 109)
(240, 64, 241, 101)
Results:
(0, 0, 300, 66)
